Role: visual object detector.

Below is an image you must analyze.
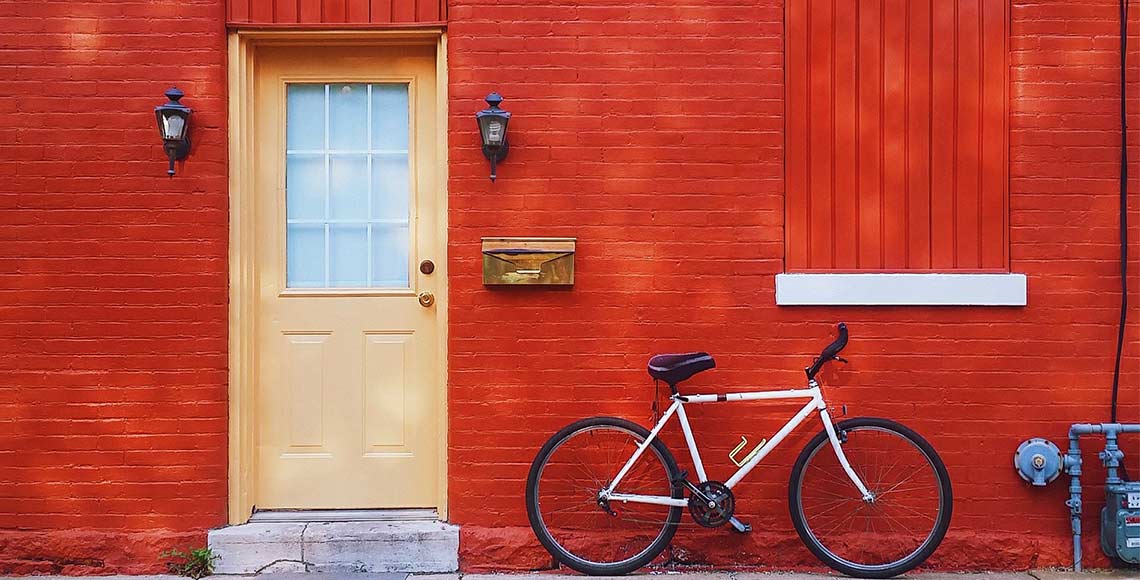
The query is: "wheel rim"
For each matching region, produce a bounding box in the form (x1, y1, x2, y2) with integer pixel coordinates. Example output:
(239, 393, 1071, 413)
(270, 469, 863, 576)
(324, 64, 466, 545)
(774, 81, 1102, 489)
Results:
(534, 425, 676, 568)
(796, 426, 945, 573)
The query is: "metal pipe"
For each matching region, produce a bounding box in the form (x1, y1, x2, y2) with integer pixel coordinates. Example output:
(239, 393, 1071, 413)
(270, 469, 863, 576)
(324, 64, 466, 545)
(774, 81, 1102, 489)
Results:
(1063, 423, 1140, 571)
(1105, 429, 1122, 485)
(1069, 423, 1140, 435)
(1065, 428, 1084, 572)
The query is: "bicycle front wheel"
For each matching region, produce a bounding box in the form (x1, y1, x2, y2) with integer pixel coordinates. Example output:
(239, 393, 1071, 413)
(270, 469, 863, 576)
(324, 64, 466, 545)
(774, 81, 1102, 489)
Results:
(525, 417, 683, 575)
(789, 417, 952, 578)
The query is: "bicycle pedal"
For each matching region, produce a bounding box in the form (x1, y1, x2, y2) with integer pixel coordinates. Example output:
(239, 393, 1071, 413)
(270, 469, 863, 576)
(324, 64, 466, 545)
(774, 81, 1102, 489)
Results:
(728, 517, 752, 533)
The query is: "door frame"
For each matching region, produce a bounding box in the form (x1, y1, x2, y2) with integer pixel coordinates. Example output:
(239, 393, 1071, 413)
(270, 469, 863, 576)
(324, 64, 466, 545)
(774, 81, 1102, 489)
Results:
(227, 29, 449, 524)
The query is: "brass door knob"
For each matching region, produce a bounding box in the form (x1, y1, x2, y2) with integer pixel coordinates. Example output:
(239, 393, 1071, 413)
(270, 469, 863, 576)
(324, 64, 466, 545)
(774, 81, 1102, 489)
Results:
(417, 291, 435, 308)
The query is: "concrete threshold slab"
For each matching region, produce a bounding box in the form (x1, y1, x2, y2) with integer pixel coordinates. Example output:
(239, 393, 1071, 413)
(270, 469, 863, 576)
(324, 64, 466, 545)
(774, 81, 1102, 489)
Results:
(208, 520, 458, 574)
(250, 509, 438, 523)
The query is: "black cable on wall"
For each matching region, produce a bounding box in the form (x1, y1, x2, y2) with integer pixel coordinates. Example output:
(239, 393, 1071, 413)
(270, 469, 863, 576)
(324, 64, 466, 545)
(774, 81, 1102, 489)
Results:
(1110, 0, 1130, 424)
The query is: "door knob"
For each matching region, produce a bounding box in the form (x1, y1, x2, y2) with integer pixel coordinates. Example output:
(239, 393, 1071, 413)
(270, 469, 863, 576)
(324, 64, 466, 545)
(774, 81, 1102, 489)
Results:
(417, 291, 435, 308)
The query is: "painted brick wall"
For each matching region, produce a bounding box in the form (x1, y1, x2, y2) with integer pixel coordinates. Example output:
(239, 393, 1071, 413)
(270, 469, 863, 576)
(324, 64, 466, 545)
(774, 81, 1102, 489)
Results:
(0, 0, 229, 573)
(0, 0, 1136, 575)
(447, 0, 1140, 571)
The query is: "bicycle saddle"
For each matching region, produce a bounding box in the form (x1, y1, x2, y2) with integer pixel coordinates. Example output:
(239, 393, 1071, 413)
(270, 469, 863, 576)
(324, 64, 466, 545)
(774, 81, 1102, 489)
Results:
(647, 352, 716, 385)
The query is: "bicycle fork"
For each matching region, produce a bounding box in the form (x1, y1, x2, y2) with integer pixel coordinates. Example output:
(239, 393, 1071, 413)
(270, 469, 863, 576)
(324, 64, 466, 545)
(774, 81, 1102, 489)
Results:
(818, 405, 875, 502)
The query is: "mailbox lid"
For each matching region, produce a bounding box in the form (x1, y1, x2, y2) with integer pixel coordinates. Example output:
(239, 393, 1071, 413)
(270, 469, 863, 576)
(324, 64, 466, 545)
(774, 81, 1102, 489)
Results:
(481, 237, 575, 286)
(481, 237, 575, 253)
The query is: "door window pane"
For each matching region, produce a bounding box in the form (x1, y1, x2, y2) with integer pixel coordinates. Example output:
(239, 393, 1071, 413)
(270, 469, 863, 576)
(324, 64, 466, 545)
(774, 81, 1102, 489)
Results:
(286, 154, 325, 220)
(286, 224, 325, 288)
(329, 84, 368, 150)
(285, 83, 412, 289)
(286, 85, 324, 150)
(372, 155, 410, 220)
(372, 226, 410, 287)
(371, 85, 409, 151)
(330, 225, 368, 288)
(329, 155, 369, 220)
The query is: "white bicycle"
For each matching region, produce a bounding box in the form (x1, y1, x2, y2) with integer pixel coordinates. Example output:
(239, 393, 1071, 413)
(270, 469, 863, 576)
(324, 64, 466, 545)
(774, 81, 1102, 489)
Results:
(525, 323, 953, 578)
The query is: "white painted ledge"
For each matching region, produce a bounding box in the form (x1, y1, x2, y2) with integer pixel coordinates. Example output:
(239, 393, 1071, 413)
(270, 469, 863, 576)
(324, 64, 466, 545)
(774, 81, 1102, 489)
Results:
(775, 273, 1027, 306)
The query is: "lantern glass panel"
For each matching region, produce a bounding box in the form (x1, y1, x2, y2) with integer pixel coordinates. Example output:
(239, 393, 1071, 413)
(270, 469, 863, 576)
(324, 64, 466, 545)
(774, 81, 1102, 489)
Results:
(486, 119, 504, 145)
(480, 116, 508, 147)
(161, 113, 186, 141)
(478, 117, 491, 145)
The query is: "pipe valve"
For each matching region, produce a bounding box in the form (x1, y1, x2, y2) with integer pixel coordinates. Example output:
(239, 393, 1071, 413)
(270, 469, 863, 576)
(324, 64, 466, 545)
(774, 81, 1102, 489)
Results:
(1014, 438, 1063, 487)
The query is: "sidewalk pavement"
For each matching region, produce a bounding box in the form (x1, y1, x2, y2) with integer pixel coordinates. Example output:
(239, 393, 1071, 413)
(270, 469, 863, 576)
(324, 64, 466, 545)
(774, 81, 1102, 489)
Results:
(4, 571, 1138, 580)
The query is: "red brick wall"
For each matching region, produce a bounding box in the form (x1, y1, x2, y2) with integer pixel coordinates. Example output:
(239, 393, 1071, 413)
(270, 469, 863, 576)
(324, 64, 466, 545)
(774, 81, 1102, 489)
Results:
(447, 0, 1140, 572)
(0, 0, 229, 573)
(0, 0, 1136, 575)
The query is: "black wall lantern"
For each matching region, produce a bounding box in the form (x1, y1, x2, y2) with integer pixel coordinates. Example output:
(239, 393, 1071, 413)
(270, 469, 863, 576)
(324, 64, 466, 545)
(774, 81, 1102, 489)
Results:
(475, 92, 510, 181)
(154, 87, 192, 176)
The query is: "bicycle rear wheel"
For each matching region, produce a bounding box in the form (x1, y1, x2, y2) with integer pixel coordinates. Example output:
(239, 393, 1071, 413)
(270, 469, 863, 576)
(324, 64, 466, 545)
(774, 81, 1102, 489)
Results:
(788, 417, 952, 578)
(525, 417, 683, 575)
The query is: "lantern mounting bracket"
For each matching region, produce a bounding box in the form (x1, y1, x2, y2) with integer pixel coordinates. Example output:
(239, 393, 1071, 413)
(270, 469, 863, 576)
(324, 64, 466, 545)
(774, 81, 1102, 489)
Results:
(164, 138, 192, 176)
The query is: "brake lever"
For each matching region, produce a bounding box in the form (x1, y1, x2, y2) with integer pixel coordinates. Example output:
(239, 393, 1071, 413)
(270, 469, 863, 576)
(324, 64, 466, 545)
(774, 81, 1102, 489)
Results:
(834, 356, 848, 364)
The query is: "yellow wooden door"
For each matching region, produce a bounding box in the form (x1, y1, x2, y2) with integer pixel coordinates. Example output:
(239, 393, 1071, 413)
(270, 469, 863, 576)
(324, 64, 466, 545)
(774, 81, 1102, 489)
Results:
(252, 46, 442, 509)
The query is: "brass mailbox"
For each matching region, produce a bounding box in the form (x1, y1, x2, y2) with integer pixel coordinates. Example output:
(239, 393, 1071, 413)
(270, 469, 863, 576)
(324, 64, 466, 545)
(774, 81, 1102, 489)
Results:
(482, 237, 576, 286)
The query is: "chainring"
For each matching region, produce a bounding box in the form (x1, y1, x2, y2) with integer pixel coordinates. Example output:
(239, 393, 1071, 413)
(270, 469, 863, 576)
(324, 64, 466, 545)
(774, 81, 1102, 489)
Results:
(687, 480, 735, 528)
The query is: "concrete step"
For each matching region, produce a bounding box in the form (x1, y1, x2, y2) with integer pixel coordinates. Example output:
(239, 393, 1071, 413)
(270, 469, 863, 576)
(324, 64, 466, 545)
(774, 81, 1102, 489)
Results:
(208, 520, 459, 574)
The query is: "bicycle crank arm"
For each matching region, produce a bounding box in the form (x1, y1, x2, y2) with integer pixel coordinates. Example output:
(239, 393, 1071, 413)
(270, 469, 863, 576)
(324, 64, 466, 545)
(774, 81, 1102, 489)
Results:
(728, 517, 752, 533)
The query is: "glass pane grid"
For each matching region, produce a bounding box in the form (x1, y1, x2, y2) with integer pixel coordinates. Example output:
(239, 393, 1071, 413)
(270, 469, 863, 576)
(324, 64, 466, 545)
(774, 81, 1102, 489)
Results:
(285, 82, 411, 289)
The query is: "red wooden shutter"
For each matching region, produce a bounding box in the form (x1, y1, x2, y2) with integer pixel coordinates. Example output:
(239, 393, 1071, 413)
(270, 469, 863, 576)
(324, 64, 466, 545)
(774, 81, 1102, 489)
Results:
(227, 0, 446, 26)
(786, 0, 1008, 271)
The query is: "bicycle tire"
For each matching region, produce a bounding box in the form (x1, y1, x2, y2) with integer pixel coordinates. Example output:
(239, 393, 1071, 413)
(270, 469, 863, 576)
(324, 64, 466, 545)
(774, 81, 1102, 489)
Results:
(526, 416, 684, 575)
(788, 417, 953, 578)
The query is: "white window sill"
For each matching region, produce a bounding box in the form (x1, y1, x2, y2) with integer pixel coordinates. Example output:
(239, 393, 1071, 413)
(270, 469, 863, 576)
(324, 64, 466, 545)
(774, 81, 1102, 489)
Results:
(775, 273, 1027, 306)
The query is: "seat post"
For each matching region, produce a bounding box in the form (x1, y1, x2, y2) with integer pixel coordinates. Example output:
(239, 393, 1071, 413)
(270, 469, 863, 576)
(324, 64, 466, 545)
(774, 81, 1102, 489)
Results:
(668, 382, 680, 396)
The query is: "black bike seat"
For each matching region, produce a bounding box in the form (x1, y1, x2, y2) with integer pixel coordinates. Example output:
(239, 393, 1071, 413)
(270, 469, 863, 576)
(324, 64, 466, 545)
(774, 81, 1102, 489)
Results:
(647, 352, 716, 385)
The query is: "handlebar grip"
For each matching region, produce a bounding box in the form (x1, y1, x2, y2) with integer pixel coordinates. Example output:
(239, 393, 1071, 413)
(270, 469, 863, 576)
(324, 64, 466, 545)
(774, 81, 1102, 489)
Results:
(820, 323, 848, 360)
(806, 323, 849, 380)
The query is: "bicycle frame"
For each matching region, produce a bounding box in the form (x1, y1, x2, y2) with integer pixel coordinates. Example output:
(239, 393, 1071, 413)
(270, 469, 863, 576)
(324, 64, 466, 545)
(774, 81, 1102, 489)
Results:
(600, 381, 873, 508)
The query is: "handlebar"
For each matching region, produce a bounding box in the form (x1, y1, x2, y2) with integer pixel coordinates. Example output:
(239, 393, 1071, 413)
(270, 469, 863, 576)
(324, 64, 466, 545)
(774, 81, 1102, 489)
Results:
(805, 322, 848, 381)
